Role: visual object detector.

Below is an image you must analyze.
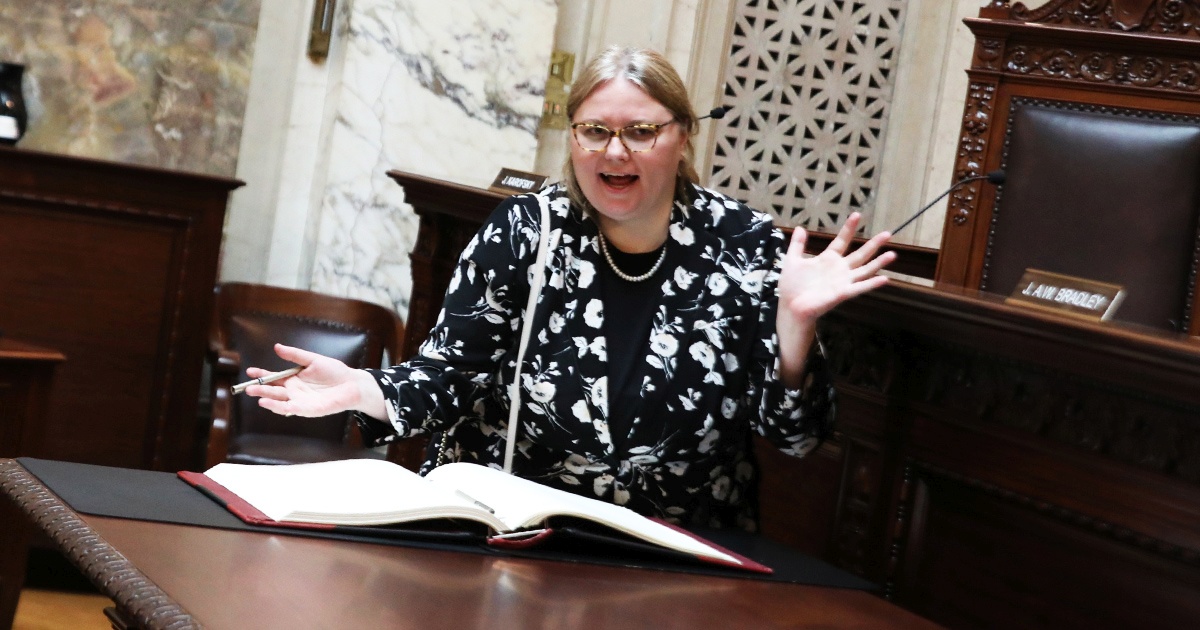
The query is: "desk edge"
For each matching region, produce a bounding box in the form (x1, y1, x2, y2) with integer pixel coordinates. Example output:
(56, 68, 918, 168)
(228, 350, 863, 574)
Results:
(0, 459, 201, 630)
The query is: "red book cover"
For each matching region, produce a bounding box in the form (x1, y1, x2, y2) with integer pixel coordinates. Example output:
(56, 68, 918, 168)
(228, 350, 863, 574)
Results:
(178, 470, 337, 532)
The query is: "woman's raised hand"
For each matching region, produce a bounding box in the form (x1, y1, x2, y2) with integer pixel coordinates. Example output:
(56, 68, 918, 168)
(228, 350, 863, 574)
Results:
(777, 212, 895, 324)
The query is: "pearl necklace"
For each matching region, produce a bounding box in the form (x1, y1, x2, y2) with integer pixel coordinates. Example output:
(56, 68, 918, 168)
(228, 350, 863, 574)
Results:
(598, 232, 668, 282)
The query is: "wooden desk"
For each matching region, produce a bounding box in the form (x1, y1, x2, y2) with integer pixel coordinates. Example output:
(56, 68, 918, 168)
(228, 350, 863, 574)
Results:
(391, 170, 1200, 629)
(0, 339, 64, 459)
(0, 459, 941, 630)
(819, 281, 1200, 629)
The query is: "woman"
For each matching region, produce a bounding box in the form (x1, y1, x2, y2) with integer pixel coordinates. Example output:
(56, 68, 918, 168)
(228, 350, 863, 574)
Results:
(247, 46, 894, 530)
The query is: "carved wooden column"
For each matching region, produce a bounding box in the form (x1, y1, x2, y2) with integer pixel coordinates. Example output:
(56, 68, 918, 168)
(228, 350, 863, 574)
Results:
(386, 171, 499, 359)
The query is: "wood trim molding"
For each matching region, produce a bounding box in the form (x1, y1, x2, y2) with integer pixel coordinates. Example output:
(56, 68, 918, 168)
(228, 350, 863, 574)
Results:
(0, 459, 199, 629)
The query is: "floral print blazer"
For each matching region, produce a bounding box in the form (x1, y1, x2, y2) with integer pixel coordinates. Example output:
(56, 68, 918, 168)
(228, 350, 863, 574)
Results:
(359, 182, 835, 529)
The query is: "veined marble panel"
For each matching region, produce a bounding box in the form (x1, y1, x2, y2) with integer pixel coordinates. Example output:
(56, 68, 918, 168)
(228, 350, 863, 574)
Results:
(0, 0, 259, 177)
(311, 0, 557, 318)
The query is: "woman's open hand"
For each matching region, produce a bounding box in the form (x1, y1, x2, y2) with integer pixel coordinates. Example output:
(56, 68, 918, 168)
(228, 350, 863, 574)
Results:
(244, 344, 384, 419)
(778, 212, 895, 324)
(774, 213, 894, 387)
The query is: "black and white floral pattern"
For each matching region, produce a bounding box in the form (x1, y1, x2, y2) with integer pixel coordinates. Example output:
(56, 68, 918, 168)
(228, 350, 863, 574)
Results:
(359, 182, 835, 530)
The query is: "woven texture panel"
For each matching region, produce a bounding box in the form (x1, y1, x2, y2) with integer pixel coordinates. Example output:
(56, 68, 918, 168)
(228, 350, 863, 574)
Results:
(710, 0, 908, 230)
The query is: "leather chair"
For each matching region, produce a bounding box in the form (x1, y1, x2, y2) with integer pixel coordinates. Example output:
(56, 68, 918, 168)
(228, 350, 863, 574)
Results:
(934, 2, 1200, 335)
(981, 99, 1200, 332)
(204, 282, 405, 468)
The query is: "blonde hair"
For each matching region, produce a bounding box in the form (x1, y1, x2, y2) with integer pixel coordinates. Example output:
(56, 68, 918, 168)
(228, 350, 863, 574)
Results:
(562, 46, 700, 211)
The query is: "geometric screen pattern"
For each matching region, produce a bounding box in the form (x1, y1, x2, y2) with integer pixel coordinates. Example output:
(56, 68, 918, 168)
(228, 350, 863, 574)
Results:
(709, 0, 908, 231)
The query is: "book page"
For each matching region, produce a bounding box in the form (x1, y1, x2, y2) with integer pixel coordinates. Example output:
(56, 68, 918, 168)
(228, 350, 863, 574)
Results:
(424, 463, 739, 564)
(204, 459, 506, 530)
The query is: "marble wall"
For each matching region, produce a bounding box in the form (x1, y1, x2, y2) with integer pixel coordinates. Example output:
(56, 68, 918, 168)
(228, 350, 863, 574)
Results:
(0, 0, 259, 177)
(225, 1, 737, 320)
(304, 0, 557, 314)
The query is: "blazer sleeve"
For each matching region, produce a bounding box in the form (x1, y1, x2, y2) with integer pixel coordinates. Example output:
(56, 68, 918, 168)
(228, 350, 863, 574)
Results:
(357, 194, 541, 443)
(746, 225, 837, 457)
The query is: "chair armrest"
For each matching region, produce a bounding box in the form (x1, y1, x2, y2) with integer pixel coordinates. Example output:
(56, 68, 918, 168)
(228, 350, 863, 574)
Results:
(205, 348, 242, 469)
(210, 347, 241, 376)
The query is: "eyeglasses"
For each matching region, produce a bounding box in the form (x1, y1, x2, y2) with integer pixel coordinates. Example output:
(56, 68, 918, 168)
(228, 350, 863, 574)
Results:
(570, 121, 675, 153)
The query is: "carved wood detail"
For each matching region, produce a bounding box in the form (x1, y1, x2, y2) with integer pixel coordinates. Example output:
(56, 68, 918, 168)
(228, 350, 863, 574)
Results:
(884, 462, 917, 600)
(1006, 45, 1200, 91)
(819, 319, 897, 394)
(951, 81, 997, 227)
(1011, 0, 1200, 35)
(975, 35, 1006, 72)
(830, 437, 885, 580)
(917, 342, 1200, 485)
(825, 314, 1200, 486)
(890, 458, 1200, 579)
(0, 459, 199, 629)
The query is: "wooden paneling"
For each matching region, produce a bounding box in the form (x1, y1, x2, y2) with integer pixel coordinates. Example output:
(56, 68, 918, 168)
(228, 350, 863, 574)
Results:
(824, 281, 1200, 629)
(0, 147, 241, 472)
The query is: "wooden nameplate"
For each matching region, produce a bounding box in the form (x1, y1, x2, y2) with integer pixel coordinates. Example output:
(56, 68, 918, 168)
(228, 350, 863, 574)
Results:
(488, 168, 547, 195)
(1005, 268, 1124, 322)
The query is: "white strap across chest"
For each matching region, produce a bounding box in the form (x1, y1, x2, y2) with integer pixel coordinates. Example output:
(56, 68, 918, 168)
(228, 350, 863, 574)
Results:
(502, 197, 554, 473)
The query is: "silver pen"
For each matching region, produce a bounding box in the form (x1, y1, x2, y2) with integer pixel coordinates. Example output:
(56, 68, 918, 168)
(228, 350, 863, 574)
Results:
(230, 366, 304, 395)
(454, 489, 495, 514)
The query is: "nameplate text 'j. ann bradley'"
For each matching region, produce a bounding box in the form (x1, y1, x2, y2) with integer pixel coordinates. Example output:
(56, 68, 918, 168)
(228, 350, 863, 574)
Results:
(1020, 282, 1110, 311)
(1004, 268, 1125, 323)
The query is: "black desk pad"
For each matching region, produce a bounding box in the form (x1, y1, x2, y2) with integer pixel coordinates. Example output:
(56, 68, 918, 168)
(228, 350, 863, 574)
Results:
(17, 457, 877, 591)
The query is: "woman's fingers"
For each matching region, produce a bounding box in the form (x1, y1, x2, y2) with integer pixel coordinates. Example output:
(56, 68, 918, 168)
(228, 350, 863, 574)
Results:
(839, 230, 890, 269)
(824, 212, 861, 256)
(852, 249, 897, 281)
(257, 397, 292, 416)
(274, 343, 319, 366)
(844, 273, 890, 299)
(247, 383, 290, 401)
(790, 225, 809, 255)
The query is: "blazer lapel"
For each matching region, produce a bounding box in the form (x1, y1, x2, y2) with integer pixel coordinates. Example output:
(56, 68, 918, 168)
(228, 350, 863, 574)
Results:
(547, 216, 615, 455)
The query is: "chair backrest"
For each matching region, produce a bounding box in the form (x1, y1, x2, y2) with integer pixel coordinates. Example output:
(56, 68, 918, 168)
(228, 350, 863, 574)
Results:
(207, 282, 404, 466)
(934, 0, 1200, 334)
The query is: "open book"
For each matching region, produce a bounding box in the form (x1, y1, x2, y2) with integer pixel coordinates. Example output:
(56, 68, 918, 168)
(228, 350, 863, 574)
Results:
(179, 459, 770, 574)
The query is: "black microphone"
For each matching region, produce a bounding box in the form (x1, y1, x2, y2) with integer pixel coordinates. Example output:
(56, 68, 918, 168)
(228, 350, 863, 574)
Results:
(698, 106, 729, 121)
(891, 169, 1006, 235)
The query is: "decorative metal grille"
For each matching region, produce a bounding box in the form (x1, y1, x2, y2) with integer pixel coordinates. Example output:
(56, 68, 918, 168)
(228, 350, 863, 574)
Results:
(709, 0, 908, 231)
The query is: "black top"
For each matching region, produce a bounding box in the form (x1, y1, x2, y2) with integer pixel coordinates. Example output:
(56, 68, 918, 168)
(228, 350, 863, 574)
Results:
(599, 240, 676, 450)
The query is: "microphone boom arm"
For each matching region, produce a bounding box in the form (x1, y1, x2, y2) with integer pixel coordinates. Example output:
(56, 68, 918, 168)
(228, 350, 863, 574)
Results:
(890, 170, 1005, 235)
